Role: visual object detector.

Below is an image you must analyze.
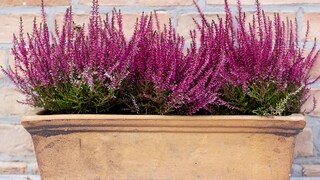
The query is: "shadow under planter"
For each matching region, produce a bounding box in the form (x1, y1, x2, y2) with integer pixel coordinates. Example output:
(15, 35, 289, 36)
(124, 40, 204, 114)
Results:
(22, 114, 306, 180)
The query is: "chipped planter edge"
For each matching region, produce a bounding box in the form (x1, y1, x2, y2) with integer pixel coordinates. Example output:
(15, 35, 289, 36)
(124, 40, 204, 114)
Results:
(21, 113, 306, 137)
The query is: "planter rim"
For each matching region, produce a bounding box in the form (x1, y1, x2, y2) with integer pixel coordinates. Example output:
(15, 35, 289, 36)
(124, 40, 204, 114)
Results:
(21, 113, 306, 137)
(22, 113, 305, 122)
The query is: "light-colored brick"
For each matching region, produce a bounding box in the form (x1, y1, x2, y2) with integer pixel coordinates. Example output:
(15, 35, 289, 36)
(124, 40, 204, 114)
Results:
(302, 13, 320, 42)
(294, 127, 313, 157)
(55, 12, 171, 39)
(0, 124, 34, 156)
(301, 88, 320, 116)
(0, 0, 70, 6)
(121, 13, 143, 38)
(176, 12, 295, 41)
(79, 0, 135, 6)
(0, 88, 35, 116)
(136, 0, 195, 6)
(8, 51, 16, 72)
(304, 50, 320, 80)
(259, 12, 296, 22)
(206, 0, 320, 5)
(303, 165, 320, 177)
(0, 162, 27, 174)
(0, 14, 41, 43)
(54, 13, 90, 31)
(245, 12, 296, 33)
(176, 13, 225, 42)
(292, 164, 303, 177)
(0, 50, 7, 79)
(26, 163, 38, 175)
(121, 12, 171, 38)
(78, 0, 196, 6)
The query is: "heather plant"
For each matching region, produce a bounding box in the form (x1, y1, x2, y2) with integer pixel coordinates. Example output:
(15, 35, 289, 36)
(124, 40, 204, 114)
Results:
(3, 0, 224, 115)
(3, 0, 318, 116)
(118, 13, 224, 115)
(3, 0, 138, 114)
(195, 0, 319, 116)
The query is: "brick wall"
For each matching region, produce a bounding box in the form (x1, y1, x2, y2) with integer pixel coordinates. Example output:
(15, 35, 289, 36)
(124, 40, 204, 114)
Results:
(0, 0, 320, 177)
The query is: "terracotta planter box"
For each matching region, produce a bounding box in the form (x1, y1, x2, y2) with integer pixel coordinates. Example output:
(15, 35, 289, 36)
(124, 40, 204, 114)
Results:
(22, 114, 305, 180)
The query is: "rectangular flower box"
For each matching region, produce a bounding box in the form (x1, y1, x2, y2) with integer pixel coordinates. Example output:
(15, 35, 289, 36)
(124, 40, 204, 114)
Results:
(22, 114, 305, 180)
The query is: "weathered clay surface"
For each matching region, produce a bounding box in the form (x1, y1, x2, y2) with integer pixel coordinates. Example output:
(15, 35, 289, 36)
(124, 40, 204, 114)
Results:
(22, 114, 306, 180)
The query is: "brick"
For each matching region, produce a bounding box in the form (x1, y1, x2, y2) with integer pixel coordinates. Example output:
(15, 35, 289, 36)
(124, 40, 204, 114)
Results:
(206, 0, 320, 5)
(0, 0, 70, 6)
(55, 12, 171, 39)
(79, 0, 135, 6)
(304, 50, 320, 80)
(176, 13, 225, 42)
(121, 12, 171, 38)
(302, 13, 320, 42)
(121, 13, 143, 38)
(0, 50, 7, 79)
(54, 13, 90, 31)
(7, 52, 16, 72)
(260, 12, 295, 22)
(0, 124, 34, 156)
(0, 14, 41, 43)
(0, 88, 35, 116)
(136, 0, 195, 6)
(75, 0, 197, 6)
(301, 88, 320, 116)
(294, 127, 313, 157)
(292, 164, 303, 177)
(245, 12, 296, 32)
(26, 163, 39, 175)
(0, 162, 27, 174)
(176, 12, 294, 41)
(303, 165, 320, 177)
(205, 0, 234, 4)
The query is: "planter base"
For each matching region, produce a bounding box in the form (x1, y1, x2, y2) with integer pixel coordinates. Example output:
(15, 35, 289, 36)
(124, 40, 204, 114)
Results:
(22, 114, 306, 180)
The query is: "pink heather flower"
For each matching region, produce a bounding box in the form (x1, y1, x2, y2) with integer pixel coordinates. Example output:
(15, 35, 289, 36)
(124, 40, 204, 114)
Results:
(2, 0, 138, 112)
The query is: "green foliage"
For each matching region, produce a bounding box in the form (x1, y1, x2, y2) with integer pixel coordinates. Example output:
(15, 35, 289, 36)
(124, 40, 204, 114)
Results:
(117, 80, 189, 115)
(33, 81, 118, 114)
(210, 82, 305, 116)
